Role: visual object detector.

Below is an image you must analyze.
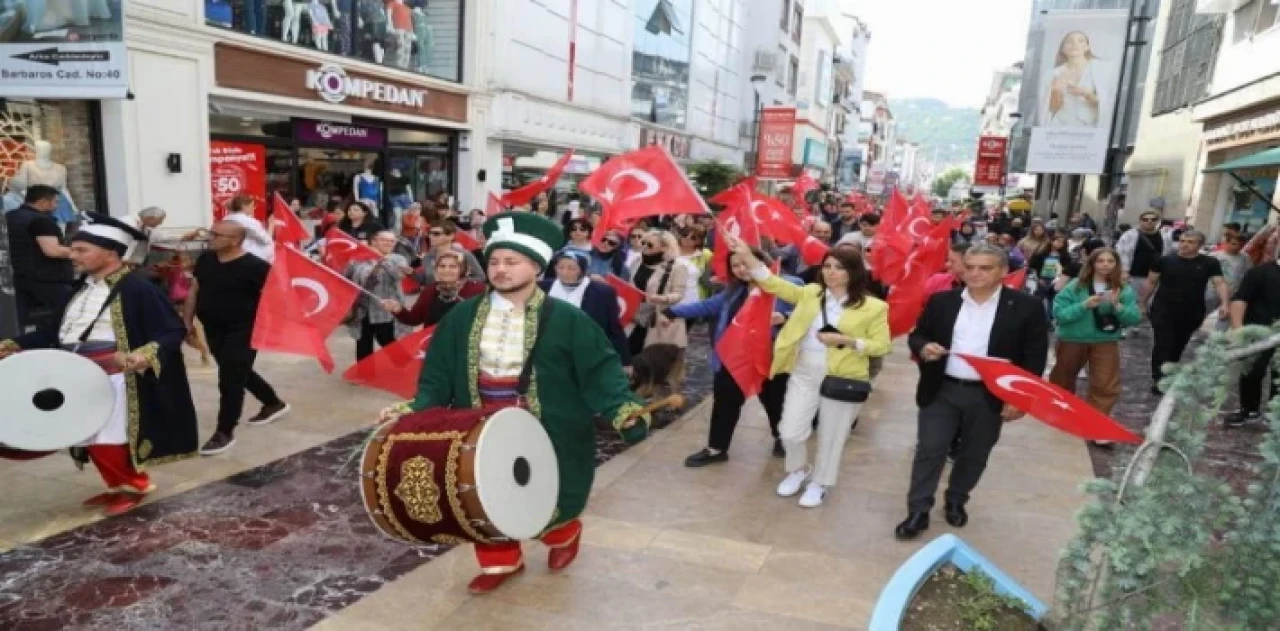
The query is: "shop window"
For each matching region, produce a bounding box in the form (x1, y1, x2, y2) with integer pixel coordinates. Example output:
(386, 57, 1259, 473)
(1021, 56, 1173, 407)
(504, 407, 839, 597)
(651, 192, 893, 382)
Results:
(0, 101, 100, 215)
(1233, 0, 1260, 43)
(632, 0, 693, 129)
(206, 0, 462, 82)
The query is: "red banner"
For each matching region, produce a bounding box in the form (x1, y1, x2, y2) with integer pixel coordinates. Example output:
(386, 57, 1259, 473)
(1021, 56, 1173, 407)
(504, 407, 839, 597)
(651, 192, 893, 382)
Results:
(755, 107, 796, 179)
(973, 136, 1008, 188)
(210, 140, 267, 222)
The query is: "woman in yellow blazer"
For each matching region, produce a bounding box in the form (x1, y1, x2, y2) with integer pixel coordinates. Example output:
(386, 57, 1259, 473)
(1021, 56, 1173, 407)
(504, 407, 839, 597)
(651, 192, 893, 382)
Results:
(729, 236, 891, 508)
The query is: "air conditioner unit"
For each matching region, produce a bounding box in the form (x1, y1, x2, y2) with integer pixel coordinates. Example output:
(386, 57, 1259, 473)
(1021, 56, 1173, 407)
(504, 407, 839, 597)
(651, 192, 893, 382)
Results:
(753, 50, 778, 72)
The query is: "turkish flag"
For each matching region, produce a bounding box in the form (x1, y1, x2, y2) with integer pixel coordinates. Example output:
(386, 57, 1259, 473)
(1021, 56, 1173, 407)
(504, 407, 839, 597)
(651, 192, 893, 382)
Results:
(270, 193, 309, 245)
(712, 201, 762, 281)
(401, 275, 421, 295)
(715, 288, 776, 397)
(591, 202, 636, 248)
(580, 145, 710, 222)
(757, 195, 809, 247)
(343, 326, 436, 398)
(252, 244, 361, 372)
(485, 192, 506, 216)
(791, 173, 819, 206)
(881, 190, 911, 233)
(453, 229, 480, 252)
(603, 274, 644, 327)
(321, 227, 380, 271)
(502, 150, 574, 207)
(886, 262, 933, 338)
(1003, 267, 1028, 291)
(955, 353, 1142, 443)
(870, 227, 914, 285)
(799, 236, 829, 267)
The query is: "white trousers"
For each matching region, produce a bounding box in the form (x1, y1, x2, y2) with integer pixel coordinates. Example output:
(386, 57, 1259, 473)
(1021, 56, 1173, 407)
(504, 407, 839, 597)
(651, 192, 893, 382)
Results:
(78, 373, 127, 446)
(778, 351, 862, 487)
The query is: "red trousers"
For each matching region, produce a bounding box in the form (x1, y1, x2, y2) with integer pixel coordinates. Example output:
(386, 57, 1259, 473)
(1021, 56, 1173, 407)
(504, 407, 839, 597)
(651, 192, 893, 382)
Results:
(473, 519, 582, 574)
(86, 444, 152, 492)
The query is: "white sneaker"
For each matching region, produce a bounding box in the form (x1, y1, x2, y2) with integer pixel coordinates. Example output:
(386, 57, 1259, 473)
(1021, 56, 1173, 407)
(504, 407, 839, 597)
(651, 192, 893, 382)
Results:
(777, 467, 810, 497)
(798, 483, 827, 508)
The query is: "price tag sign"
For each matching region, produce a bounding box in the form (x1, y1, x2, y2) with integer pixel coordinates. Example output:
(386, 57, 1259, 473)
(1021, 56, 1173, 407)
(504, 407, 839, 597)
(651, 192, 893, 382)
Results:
(209, 141, 266, 221)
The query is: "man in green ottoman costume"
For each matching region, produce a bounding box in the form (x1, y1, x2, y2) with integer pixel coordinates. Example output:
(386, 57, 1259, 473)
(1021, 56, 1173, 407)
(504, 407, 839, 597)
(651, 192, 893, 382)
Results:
(379, 212, 649, 594)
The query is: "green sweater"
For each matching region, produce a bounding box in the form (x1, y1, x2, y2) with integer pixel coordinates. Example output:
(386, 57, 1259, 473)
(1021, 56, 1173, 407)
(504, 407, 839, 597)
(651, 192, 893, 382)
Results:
(1052, 279, 1142, 344)
(411, 288, 647, 527)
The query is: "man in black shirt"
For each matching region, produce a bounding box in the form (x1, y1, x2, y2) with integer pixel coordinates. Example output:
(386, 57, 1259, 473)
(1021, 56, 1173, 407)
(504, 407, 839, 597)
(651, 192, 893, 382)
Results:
(1120, 210, 1171, 310)
(1226, 259, 1280, 426)
(1141, 230, 1229, 394)
(182, 221, 289, 456)
(6, 185, 72, 331)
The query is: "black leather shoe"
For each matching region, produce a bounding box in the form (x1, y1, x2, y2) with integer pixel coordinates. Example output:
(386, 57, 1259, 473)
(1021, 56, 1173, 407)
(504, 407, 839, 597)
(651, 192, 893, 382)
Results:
(944, 502, 968, 528)
(894, 512, 930, 540)
(771, 439, 785, 458)
(684, 448, 728, 468)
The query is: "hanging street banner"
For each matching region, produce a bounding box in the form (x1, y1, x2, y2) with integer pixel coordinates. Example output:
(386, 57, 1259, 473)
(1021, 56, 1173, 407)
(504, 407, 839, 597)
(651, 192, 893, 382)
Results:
(0, 0, 128, 99)
(1025, 10, 1127, 175)
(973, 136, 1008, 188)
(756, 107, 796, 179)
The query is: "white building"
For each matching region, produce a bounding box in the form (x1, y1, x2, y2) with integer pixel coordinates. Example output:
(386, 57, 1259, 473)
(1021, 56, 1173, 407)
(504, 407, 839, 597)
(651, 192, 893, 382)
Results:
(737, 0, 806, 173)
(894, 140, 921, 193)
(835, 15, 871, 189)
(793, 0, 842, 180)
(979, 63, 1022, 137)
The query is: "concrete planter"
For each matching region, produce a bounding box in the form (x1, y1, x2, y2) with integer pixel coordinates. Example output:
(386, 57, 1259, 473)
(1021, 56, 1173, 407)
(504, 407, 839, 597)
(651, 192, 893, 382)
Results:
(869, 533, 1047, 630)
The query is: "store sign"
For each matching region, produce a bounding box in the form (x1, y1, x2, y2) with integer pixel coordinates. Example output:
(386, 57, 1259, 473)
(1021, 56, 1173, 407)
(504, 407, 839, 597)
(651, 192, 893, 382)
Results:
(209, 140, 267, 222)
(294, 119, 387, 149)
(0, 7, 128, 99)
(305, 63, 427, 108)
(973, 135, 1008, 187)
(803, 138, 827, 168)
(639, 127, 691, 159)
(1205, 107, 1280, 148)
(214, 44, 468, 122)
(756, 107, 796, 179)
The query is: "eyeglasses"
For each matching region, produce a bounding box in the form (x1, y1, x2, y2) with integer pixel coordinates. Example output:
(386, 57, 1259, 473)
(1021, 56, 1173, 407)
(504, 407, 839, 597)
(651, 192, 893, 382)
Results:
(571, 226, 589, 232)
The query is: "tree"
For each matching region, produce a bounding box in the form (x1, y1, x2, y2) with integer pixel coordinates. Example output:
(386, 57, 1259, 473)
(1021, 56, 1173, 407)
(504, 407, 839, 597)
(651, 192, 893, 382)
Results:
(931, 166, 969, 198)
(687, 160, 742, 200)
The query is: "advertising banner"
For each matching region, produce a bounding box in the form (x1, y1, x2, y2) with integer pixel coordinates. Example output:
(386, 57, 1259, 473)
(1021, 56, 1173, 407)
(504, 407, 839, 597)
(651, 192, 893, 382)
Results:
(756, 107, 796, 179)
(0, 0, 128, 99)
(1026, 10, 1128, 175)
(973, 136, 1008, 188)
(294, 119, 387, 149)
(210, 141, 267, 222)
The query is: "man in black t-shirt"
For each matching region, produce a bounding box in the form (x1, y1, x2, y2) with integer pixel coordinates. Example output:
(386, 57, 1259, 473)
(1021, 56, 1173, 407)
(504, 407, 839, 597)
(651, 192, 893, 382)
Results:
(1119, 210, 1171, 310)
(1142, 230, 1229, 394)
(6, 185, 72, 331)
(1226, 259, 1280, 426)
(182, 221, 289, 456)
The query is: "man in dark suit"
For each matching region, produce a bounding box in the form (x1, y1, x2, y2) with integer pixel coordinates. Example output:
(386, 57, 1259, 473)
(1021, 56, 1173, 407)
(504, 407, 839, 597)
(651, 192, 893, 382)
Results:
(540, 251, 631, 370)
(897, 242, 1050, 540)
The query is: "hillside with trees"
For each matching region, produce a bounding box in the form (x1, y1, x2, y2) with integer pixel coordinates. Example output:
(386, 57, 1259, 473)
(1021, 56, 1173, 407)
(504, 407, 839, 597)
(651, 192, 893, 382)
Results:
(889, 98, 982, 169)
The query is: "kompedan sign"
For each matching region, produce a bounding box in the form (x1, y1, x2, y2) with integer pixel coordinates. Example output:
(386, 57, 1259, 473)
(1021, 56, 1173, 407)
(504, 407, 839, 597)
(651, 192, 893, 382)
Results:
(0, 1, 128, 99)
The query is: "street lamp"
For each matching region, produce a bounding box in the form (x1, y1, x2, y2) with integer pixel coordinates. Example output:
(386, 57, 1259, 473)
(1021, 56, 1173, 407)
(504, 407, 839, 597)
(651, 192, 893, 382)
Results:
(748, 74, 767, 173)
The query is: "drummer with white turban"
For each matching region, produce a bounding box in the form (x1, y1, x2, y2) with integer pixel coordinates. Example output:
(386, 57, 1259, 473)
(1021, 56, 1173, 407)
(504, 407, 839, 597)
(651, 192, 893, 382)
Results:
(0, 213, 199, 516)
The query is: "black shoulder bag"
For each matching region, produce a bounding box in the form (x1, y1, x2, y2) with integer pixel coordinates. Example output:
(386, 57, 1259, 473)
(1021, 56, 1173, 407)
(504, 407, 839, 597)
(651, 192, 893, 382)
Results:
(816, 293, 872, 403)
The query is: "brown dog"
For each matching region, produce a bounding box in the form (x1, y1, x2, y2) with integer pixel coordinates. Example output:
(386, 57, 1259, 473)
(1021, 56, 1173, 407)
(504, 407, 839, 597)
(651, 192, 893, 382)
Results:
(630, 344, 685, 400)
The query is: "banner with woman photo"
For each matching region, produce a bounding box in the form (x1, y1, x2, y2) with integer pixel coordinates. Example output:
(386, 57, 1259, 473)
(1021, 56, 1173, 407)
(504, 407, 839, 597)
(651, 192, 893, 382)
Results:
(1026, 10, 1128, 175)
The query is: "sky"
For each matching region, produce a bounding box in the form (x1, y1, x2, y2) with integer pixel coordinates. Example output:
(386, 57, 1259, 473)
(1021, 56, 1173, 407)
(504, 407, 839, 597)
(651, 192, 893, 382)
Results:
(850, 0, 1034, 108)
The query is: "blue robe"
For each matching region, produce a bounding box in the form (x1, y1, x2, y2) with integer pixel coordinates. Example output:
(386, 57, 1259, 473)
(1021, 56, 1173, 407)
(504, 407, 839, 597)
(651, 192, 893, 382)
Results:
(14, 268, 199, 467)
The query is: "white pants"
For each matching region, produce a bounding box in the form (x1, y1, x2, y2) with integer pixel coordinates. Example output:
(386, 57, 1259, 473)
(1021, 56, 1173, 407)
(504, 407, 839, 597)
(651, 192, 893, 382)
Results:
(78, 373, 127, 446)
(778, 351, 863, 487)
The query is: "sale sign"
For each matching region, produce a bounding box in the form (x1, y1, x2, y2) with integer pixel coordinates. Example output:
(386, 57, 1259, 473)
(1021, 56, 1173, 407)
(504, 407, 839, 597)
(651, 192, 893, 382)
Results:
(210, 140, 267, 222)
(755, 107, 796, 179)
(973, 136, 1008, 188)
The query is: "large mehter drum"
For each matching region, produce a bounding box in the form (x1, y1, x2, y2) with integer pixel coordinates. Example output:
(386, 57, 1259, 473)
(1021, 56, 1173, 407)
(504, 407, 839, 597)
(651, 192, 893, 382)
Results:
(0, 349, 117, 459)
(359, 406, 560, 546)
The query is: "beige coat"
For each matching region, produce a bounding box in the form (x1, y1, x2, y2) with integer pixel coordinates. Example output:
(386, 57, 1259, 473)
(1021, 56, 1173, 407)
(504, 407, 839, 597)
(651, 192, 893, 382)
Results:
(629, 259, 689, 348)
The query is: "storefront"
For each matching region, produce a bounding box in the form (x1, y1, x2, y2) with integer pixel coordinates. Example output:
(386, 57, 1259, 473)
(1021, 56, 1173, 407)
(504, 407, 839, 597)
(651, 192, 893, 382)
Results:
(1200, 101, 1280, 236)
(210, 43, 467, 224)
(0, 100, 106, 217)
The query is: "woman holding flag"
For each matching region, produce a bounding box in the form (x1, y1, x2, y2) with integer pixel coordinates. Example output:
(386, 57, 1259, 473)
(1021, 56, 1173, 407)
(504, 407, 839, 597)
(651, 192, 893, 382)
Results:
(659, 246, 801, 466)
(343, 230, 412, 361)
(385, 250, 485, 328)
(728, 235, 891, 508)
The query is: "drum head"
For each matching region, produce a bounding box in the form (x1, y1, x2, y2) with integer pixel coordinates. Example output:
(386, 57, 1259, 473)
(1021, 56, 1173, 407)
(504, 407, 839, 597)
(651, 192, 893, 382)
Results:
(473, 407, 560, 540)
(0, 350, 117, 451)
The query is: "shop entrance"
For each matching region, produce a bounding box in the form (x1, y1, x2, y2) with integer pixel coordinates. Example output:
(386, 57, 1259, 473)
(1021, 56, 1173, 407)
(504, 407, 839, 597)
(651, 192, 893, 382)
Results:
(297, 147, 382, 211)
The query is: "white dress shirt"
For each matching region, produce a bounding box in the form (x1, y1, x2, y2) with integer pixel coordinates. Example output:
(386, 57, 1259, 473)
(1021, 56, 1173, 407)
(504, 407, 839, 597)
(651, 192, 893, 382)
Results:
(944, 287, 1002, 380)
(478, 292, 527, 377)
(225, 212, 275, 263)
(802, 291, 849, 353)
(59, 277, 116, 345)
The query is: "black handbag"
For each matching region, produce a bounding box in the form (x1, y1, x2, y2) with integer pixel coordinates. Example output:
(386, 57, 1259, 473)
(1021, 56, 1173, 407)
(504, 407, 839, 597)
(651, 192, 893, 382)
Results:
(816, 292, 872, 403)
(1092, 287, 1121, 333)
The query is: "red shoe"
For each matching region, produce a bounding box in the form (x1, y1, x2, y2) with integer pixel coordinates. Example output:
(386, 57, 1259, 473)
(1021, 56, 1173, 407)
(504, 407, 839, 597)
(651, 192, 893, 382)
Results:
(104, 494, 143, 516)
(547, 535, 581, 572)
(82, 491, 119, 507)
(467, 565, 524, 595)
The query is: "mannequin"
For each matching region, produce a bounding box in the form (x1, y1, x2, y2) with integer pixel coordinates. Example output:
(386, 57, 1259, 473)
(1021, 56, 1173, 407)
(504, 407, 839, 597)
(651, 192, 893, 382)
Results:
(353, 165, 382, 207)
(387, 167, 412, 229)
(386, 0, 414, 69)
(357, 0, 387, 63)
(411, 4, 434, 73)
(281, 0, 304, 43)
(308, 0, 337, 51)
(11, 140, 78, 226)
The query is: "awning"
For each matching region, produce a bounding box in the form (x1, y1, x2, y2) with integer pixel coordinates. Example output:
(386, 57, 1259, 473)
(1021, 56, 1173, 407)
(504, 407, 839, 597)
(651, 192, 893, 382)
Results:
(1204, 146, 1280, 173)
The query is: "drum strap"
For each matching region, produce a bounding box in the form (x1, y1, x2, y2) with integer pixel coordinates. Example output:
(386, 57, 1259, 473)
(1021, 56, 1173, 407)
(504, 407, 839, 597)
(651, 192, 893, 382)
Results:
(72, 278, 128, 347)
(516, 298, 553, 397)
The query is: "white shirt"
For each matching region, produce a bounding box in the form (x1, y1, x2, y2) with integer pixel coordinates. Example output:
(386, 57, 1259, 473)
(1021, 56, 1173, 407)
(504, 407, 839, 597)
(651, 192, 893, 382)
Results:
(675, 255, 701, 306)
(944, 287, 1002, 380)
(478, 292, 527, 377)
(549, 278, 590, 307)
(225, 212, 275, 263)
(802, 290, 848, 353)
(59, 277, 116, 345)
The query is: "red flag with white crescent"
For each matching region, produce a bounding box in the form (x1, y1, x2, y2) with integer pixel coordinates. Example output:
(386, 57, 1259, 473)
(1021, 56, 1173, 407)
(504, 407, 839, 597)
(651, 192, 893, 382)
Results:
(1003, 267, 1028, 291)
(715, 288, 776, 397)
(343, 326, 436, 398)
(603, 274, 644, 327)
(955, 353, 1142, 443)
(712, 200, 762, 281)
(580, 145, 710, 222)
(791, 173, 819, 206)
(502, 150, 575, 207)
(252, 244, 361, 372)
(270, 192, 310, 245)
(485, 192, 506, 216)
(321, 227, 380, 271)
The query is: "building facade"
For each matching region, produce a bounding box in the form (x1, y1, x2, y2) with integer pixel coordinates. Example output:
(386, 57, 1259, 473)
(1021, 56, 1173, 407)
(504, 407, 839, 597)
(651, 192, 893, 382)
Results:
(792, 0, 840, 181)
(834, 15, 871, 190)
(737, 0, 805, 176)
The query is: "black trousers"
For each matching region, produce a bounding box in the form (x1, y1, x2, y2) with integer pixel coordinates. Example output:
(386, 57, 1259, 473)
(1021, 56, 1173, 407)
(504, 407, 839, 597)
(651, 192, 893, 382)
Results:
(1239, 348, 1278, 414)
(205, 325, 282, 435)
(707, 368, 789, 452)
(356, 320, 397, 361)
(1150, 302, 1205, 383)
(906, 381, 1004, 512)
(15, 280, 71, 332)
